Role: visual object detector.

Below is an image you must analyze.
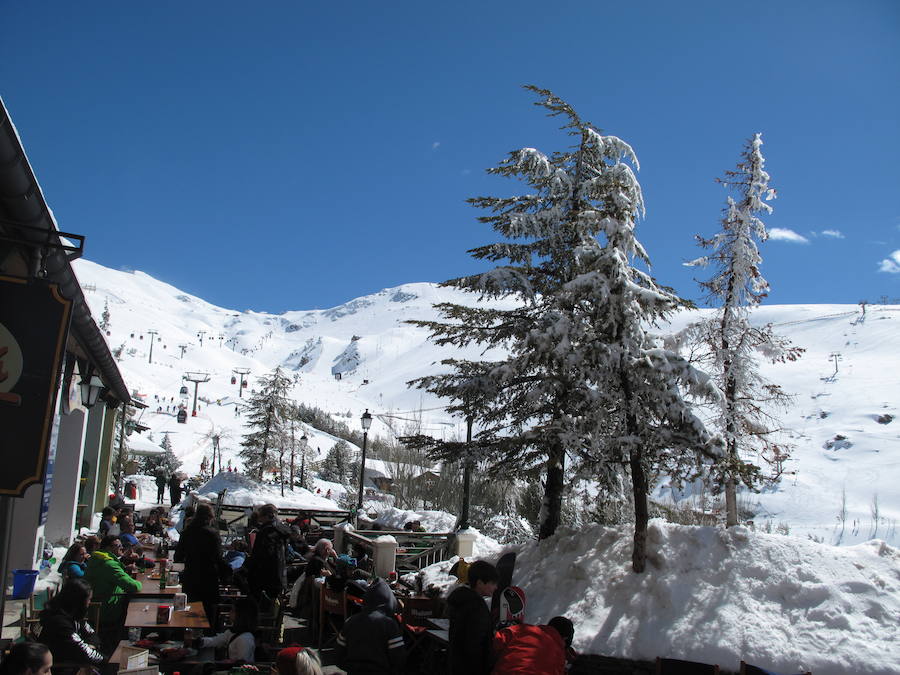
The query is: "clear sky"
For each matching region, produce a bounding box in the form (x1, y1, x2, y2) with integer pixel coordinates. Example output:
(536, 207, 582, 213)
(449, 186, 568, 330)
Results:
(2, 1, 898, 313)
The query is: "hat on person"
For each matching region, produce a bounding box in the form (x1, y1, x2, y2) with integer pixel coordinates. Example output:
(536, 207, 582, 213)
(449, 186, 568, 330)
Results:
(275, 646, 323, 675)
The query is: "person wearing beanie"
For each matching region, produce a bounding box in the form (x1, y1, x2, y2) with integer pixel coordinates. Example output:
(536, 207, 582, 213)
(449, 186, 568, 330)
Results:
(336, 578, 405, 674)
(274, 646, 323, 675)
(491, 616, 575, 675)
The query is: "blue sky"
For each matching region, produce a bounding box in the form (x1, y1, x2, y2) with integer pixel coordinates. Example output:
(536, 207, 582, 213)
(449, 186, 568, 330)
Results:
(2, 1, 898, 312)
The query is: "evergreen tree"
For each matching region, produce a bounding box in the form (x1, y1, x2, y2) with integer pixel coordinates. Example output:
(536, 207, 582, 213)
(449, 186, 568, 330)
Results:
(409, 86, 721, 571)
(240, 367, 292, 480)
(99, 299, 111, 331)
(321, 440, 353, 486)
(141, 433, 182, 475)
(686, 134, 803, 526)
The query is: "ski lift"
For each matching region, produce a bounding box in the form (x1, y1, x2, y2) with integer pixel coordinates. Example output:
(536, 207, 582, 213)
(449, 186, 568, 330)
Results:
(130, 333, 134, 338)
(177, 409, 187, 424)
(231, 376, 237, 385)
(179, 385, 189, 396)
(106, 331, 111, 336)
(242, 380, 248, 388)
(139, 335, 144, 340)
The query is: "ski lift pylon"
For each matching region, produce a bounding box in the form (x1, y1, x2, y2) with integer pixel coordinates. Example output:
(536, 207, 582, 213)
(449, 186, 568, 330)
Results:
(179, 385, 189, 396)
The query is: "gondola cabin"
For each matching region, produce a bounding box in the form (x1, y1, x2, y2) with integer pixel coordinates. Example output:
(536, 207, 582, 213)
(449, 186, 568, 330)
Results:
(177, 409, 187, 424)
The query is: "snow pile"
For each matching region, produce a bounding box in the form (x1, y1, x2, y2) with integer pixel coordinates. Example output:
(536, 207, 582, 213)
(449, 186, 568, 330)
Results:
(509, 520, 900, 675)
(372, 506, 457, 532)
(194, 471, 339, 510)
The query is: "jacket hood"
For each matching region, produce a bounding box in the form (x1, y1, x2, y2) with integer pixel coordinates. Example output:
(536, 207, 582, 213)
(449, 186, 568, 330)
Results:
(89, 551, 114, 563)
(364, 578, 397, 613)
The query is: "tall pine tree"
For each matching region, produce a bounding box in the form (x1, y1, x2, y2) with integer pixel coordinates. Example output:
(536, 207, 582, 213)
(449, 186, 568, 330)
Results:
(240, 368, 292, 480)
(686, 134, 803, 526)
(410, 87, 722, 569)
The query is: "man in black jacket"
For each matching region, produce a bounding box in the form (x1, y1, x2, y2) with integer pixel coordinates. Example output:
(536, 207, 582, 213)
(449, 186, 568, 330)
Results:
(337, 578, 405, 674)
(246, 503, 291, 600)
(174, 503, 228, 621)
(446, 560, 499, 675)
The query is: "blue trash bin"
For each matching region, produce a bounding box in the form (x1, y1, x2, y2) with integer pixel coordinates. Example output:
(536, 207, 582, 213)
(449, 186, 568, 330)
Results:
(11, 569, 39, 599)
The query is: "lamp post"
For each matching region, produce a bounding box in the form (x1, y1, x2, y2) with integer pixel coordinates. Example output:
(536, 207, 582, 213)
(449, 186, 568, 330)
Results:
(355, 409, 373, 525)
(458, 415, 474, 530)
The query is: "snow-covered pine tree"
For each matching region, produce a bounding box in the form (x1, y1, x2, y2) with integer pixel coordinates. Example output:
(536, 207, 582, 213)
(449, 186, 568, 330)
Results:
(239, 367, 292, 480)
(409, 87, 722, 569)
(100, 299, 110, 331)
(141, 432, 181, 475)
(686, 133, 803, 527)
(321, 440, 353, 486)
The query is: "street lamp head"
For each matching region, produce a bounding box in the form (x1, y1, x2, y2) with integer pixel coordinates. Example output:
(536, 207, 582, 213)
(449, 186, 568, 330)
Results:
(361, 409, 372, 431)
(79, 374, 104, 408)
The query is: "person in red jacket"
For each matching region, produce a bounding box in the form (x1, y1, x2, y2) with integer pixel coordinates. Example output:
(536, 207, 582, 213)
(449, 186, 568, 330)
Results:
(491, 616, 575, 675)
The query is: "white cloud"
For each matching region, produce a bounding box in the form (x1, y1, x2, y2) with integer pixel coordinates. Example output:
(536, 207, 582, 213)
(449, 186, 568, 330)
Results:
(878, 250, 900, 274)
(768, 228, 810, 244)
(821, 229, 845, 239)
(432, 141, 441, 150)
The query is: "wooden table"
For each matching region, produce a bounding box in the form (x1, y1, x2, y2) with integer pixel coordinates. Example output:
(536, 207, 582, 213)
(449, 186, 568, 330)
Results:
(133, 571, 181, 596)
(125, 600, 209, 629)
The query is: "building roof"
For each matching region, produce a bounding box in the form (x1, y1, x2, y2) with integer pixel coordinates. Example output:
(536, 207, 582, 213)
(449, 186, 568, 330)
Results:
(0, 97, 129, 406)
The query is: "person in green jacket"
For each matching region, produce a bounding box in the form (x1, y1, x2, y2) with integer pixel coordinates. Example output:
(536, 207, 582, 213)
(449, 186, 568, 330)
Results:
(83, 535, 142, 650)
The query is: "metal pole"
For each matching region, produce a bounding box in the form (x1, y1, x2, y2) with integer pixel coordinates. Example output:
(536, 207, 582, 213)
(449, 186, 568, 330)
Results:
(147, 329, 158, 364)
(116, 405, 127, 494)
(192, 381, 199, 416)
(459, 416, 473, 530)
(356, 430, 368, 524)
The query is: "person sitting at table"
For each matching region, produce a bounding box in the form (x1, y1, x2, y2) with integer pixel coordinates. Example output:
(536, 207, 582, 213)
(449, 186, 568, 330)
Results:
(119, 538, 154, 571)
(336, 577, 405, 674)
(0, 642, 52, 675)
(491, 616, 575, 675)
(175, 502, 229, 623)
(224, 539, 249, 571)
(82, 535, 100, 556)
(194, 596, 258, 663)
(83, 536, 142, 651)
(245, 503, 291, 601)
(141, 510, 165, 538)
(446, 560, 499, 675)
(274, 646, 323, 675)
(58, 543, 88, 580)
(97, 507, 119, 538)
(34, 579, 105, 671)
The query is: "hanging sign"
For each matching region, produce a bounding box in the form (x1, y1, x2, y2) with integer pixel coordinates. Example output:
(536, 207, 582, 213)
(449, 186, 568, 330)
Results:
(0, 275, 73, 496)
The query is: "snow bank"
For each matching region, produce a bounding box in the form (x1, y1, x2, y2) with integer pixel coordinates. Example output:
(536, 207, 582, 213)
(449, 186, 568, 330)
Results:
(512, 520, 899, 675)
(195, 471, 340, 510)
(372, 506, 456, 532)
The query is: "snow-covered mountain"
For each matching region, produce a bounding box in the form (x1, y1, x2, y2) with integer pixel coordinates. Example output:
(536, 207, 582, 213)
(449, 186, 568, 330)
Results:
(72, 258, 899, 547)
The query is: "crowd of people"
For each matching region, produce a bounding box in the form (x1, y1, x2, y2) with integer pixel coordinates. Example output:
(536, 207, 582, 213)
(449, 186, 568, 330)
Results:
(2, 494, 575, 675)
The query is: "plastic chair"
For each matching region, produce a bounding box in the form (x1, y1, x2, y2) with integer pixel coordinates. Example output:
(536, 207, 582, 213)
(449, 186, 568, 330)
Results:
(740, 660, 811, 675)
(657, 657, 720, 674)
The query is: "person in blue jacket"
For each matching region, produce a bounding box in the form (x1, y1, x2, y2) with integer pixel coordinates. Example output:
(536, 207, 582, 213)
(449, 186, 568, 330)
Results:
(57, 543, 88, 580)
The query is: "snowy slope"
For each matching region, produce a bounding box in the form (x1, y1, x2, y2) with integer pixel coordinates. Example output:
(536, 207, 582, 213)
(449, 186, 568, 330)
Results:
(72, 259, 899, 547)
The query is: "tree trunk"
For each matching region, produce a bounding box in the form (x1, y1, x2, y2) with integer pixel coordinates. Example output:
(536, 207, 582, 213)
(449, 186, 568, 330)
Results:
(630, 446, 649, 573)
(725, 477, 738, 527)
(539, 439, 565, 540)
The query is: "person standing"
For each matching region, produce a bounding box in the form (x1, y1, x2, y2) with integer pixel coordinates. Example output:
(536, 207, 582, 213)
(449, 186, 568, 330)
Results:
(446, 560, 499, 675)
(155, 470, 167, 504)
(174, 503, 228, 623)
(168, 473, 182, 507)
(245, 503, 291, 600)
